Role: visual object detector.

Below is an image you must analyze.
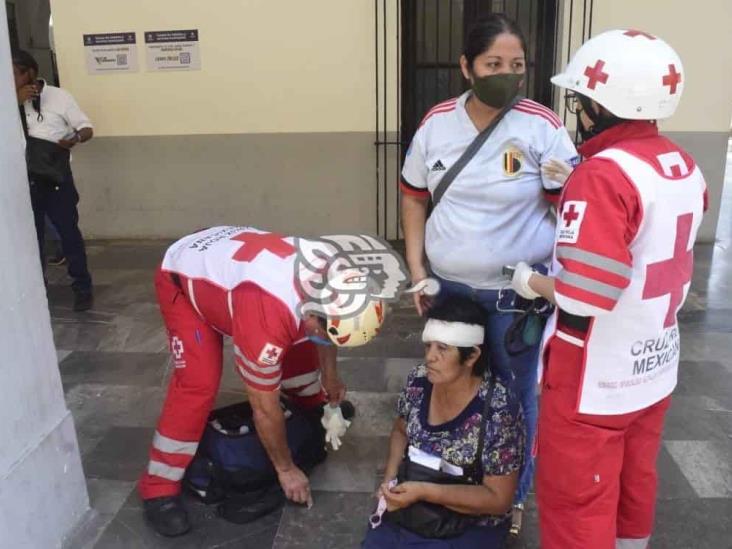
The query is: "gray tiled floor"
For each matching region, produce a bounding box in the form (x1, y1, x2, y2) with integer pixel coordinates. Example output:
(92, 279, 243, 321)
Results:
(56, 156, 732, 548)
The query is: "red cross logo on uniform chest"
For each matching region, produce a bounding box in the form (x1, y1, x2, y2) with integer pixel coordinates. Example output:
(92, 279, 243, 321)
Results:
(623, 29, 656, 39)
(662, 64, 682, 95)
(266, 347, 280, 360)
(231, 232, 296, 262)
(562, 203, 580, 227)
(584, 59, 609, 90)
(642, 213, 694, 328)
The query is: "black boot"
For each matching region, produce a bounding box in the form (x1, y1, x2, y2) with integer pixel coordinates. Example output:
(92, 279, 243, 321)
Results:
(143, 496, 191, 537)
(73, 290, 93, 312)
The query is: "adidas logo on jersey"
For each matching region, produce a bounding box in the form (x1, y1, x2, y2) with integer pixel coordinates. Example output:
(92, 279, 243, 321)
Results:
(431, 160, 446, 172)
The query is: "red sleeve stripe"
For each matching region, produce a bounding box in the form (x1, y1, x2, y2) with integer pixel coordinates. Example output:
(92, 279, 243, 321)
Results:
(556, 246, 632, 280)
(419, 100, 458, 126)
(517, 99, 563, 127)
(236, 364, 281, 390)
(431, 97, 458, 111)
(513, 105, 561, 129)
(558, 270, 623, 300)
(559, 261, 631, 291)
(236, 357, 281, 380)
(234, 346, 281, 375)
(555, 278, 616, 311)
(400, 180, 430, 198)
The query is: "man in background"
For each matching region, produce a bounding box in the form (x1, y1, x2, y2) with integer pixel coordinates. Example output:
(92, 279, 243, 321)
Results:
(13, 49, 94, 311)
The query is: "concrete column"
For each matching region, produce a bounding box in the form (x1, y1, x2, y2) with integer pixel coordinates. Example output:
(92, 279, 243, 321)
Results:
(0, 3, 88, 547)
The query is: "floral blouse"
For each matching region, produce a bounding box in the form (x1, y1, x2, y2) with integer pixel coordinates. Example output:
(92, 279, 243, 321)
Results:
(397, 364, 525, 525)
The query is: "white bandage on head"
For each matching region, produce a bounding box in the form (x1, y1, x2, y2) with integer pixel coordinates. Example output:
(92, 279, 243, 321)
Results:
(421, 319, 484, 347)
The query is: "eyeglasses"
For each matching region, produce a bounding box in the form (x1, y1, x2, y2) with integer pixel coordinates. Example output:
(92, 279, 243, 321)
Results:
(565, 93, 580, 115)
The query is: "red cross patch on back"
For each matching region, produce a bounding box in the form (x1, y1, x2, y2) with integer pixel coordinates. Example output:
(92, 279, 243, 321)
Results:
(642, 213, 694, 328)
(231, 232, 296, 263)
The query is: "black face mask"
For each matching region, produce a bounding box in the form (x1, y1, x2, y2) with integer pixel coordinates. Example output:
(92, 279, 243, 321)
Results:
(576, 94, 621, 142)
(471, 73, 523, 109)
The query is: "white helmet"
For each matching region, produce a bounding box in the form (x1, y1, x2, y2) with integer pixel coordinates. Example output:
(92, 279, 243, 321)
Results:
(323, 297, 385, 347)
(301, 268, 386, 347)
(551, 29, 684, 120)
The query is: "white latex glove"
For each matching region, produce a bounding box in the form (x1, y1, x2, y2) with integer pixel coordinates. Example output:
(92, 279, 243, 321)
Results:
(321, 404, 351, 451)
(541, 158, 574, 185)
(510, 261, 541, 300)
(404, 277, 441, 297)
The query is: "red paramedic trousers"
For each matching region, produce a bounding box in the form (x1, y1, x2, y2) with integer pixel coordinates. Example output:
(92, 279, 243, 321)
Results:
(138, 270, 325, 500)
(537, 334, 671, 549)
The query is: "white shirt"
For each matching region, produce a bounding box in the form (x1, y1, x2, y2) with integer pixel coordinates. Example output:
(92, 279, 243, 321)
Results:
(21, 80, 93, 143)
(401, 91, 578, 289)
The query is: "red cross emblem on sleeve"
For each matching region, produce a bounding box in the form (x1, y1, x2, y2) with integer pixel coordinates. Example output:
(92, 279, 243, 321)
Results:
(231, 232, 296, 262)
(584, 59, 609, 90)
(662, 64, 682, 95)
(258, 343, 284, 366)
(642, 213, 694, 328)
(562, 203, 580, 227)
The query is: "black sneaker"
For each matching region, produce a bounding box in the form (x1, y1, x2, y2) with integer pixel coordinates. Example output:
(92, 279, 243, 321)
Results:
(73, 291, 93, 312)
(143, 496, 191, 537)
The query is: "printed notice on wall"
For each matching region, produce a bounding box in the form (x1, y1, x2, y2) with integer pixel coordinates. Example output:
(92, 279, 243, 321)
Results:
(83, 32, 138, 74)
(144, 29, 201, 71)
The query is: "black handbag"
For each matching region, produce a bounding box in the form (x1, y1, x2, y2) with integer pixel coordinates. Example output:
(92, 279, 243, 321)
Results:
(20, 105, 71, 187)
(383, 376, 496, 539)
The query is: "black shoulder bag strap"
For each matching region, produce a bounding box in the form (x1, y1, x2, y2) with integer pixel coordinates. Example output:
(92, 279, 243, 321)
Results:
(432, 96, 522, 208)
(474, 374, 496, 481)
(19, 104, 29, 138)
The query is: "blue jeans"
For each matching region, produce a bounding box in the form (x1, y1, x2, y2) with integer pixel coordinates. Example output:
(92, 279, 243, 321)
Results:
(362, 520, 509, 548)
(434, 278, 538, 505)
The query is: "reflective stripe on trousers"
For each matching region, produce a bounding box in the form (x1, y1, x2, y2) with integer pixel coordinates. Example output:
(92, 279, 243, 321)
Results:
(147, 460, 186, 481)
(616, 537, 650, 549)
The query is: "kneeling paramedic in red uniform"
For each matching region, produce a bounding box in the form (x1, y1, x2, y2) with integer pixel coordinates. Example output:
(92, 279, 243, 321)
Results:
(139, 226, 386, 536)
(509, 30, 707, 549)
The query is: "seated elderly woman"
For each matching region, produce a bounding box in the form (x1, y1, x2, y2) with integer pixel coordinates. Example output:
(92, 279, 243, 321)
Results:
(362, 296, 525, 548)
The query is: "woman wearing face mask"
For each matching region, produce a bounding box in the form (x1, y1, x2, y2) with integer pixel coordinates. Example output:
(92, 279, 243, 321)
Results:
(400, 14, 577, 533)
(362, 296, 524, 548)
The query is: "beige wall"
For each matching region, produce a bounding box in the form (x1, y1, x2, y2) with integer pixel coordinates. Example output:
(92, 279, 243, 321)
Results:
(556, 0, 732, 242)
(48, 1, 730, 240)
(48, 0, 402, 238)
(50, 0, 394, 136)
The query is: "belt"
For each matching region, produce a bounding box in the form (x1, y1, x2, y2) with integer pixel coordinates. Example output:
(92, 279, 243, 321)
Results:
(557, 310, 590, 333)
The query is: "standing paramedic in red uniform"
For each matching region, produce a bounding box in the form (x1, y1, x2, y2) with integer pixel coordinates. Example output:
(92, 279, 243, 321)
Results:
(509, 30, 707, 548)
(139, 226, 385, 537)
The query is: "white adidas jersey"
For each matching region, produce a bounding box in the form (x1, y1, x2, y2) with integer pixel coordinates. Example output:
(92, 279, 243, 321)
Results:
(402, 91, 578, 289)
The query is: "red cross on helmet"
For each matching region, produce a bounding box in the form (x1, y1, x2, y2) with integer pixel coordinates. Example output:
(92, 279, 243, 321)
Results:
(551, 29, 684, 120)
